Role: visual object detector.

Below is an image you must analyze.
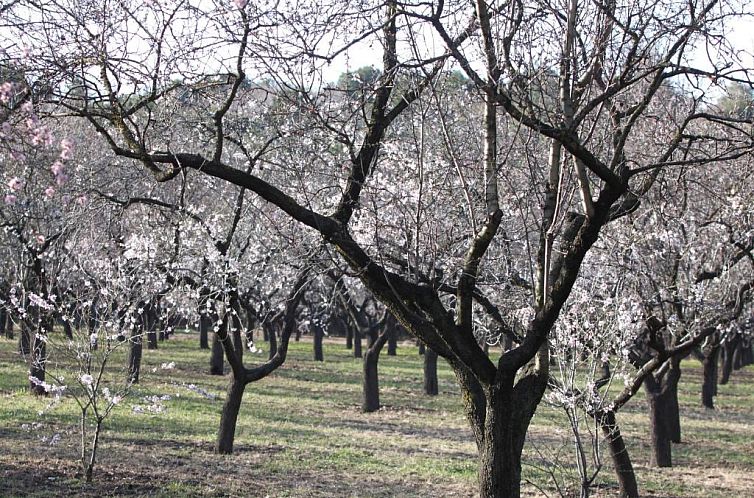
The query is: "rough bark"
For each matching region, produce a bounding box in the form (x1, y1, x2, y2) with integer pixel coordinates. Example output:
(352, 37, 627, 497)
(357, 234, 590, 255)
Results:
(313, 322, 324, 362)
(423, 346, 438, 395)
(127, 327, 142, 384)
(387, 324, 397, 356)
(719, 335, 739, 385)
(19, 323, 31, 356)
(362, 330, 389, 412)
(598, 411, 639, 498)
(702, 345, 719, 409)
(216, 378, 246, 454)
(199, 313, 211, 349)
(353, 326, 362, 358)
(210, 330, 225, 375)
(643, 363, 681, 468)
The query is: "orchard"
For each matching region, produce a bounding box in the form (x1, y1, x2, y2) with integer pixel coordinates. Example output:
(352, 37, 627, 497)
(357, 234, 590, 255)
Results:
(1, 0, 753, 496)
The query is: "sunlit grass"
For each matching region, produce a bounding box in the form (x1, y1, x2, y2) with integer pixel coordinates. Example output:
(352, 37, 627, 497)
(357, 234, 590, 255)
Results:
(1, 332, 753, 497)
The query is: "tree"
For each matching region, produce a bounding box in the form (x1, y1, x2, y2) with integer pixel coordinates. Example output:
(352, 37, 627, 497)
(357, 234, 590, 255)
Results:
(6, 0, 754, 495)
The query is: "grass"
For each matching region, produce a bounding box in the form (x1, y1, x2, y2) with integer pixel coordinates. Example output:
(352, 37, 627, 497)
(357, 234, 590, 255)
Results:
(1, 331, 753, 497)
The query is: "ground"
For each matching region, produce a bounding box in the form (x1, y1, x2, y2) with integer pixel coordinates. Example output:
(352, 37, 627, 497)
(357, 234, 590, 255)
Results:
(1, 333, 753, 497)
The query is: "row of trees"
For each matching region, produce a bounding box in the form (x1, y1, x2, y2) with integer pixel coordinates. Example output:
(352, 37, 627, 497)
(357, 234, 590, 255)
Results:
(2, 0, 754, 496)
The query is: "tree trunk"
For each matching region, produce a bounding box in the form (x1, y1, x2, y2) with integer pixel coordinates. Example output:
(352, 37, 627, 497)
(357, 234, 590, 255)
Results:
(127, 327, 143, 384)
(199, 313, 210, 349)
(418, 341, 425, 355)
(0, 308, 6, 338)
(4, 313, 13, 340)
(423, 347, 438, 395)
(230, 312, 244, 365)
(387, 325, 397, 356)
(19, 323, 31, 356)
(267, 322, 278, 359)
(362, 331, 389, 412)
(29, 326, 47, 395)
(345, 323, 353, 349)
(644, 376, 673, 467)
(313, 323, 324, 362)
(702, 345, 719, 409)
(353, 326, 362, 358)
(667, 364, 681, 444)
(719, 335, 739, 385)
(210, 330, 225, 375)
(145, 306, 158, 350)
(216, 377, 247, 454)
(598, 410, 639, 498)
(477, 382, 526, 498)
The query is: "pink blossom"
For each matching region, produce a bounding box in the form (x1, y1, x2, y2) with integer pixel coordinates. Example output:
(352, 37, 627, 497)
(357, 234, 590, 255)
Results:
(50, 161, 65, 175)
(55, 173, 69, 186)
(35, 235, 45, 244)
(234, 0, 248, 8)
(75, 195, 87, 205)
(44, 186, 55, 198)
(60, 138, 74, 159)
(4, 194, 17, 205)
(7, 177, 23, 191)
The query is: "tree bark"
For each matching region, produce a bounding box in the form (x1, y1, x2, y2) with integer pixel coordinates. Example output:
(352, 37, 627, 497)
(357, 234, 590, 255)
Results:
(598, 410, 639, 498)
(216, 377, 246, 454)
(423, 346, 438, 395)
(266, 322, 278, 359)
(127, 326, 142, 384)
(210, 329, 225, 375)
(29, 324, 47, 395)
(199, 313, 211, 349)
(4, 313, 13, 340)
(477, 381, 525, 498)
(702, 345, 719, 409)
(644, 372, 677, 467)
(19, 323, 31, 356)
(345, 326, 352, 349)
(719, 335, 739, 385)
(313, 323, 324, 361)
(362, 331, 389, 412)
(353, 326, 362, 358)
(385, 314, 398, 356)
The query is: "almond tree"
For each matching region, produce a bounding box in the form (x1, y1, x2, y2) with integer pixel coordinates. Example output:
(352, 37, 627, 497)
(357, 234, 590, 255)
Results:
(5, 0, 754, 496)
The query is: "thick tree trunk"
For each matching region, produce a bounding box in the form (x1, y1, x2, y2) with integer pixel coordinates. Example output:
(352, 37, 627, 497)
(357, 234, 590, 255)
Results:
(418, 341, 425, 355)
(19, 323, 31, 356)
(598, 411, 639, 498)
(702, 345, 719, 409)
(0, 308, 6, 338)
(345, 324, 353, 349)
(229, 306, 244, 364)
(199, 313, 211, 349)
(210, 330, 225, 375)
(423, 347, 438, 395)
(353, 327, 362, 358)
(741, 340, 753, 367)
(127, 327, 142, 384)
(313, 323, 324, 362)
(267, 322, 278, 359)
(644, 373, 677, 467)
(387, 325, 397, 356)
(362, 331, 389, 412)
(478, 382, 527, 498)
(667, 367, 681, 444)
(719, 336, 739, 385)
(216, 377, 247, 454)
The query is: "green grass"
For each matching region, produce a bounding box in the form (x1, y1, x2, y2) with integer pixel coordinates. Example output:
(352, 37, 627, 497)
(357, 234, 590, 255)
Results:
(1, 332, 753, 497)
